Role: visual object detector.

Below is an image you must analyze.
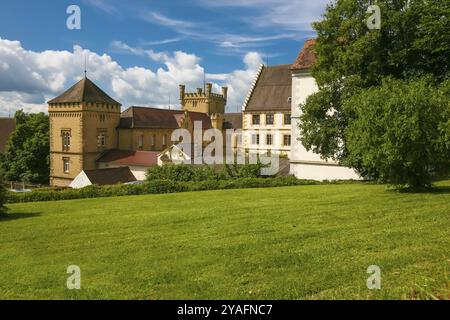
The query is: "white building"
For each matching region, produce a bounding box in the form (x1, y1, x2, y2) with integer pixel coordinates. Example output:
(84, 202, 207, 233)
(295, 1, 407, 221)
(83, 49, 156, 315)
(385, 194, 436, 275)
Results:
(242, 64, 293, 157)
(290, 39, 360, 181)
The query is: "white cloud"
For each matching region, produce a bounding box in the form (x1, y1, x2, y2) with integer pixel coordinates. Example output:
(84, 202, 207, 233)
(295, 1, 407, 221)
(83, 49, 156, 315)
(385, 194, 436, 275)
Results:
(143, 12, 195, 29)
(199, 0, 330, 32)
(0, 38, 262, 116)
(83, 0, 118, 14)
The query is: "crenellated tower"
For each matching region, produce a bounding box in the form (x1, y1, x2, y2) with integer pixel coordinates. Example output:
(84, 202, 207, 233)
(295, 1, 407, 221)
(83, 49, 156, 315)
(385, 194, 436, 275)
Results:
(179, 83, 227, 130)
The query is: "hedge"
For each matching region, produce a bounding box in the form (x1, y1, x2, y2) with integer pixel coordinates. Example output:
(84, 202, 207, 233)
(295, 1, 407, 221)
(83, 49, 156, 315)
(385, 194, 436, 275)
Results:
(6, 177, 320, 204)
(145, 163, 267, 182)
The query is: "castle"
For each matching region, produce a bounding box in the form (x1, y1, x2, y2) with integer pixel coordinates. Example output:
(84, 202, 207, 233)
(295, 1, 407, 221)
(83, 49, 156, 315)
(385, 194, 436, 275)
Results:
(48, 78, 240, 187)
(48, 40, 359, 188)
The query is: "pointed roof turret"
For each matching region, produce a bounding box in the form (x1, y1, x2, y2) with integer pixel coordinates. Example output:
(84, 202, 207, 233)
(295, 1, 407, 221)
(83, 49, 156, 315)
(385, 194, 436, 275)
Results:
(48, 77, 121, 106)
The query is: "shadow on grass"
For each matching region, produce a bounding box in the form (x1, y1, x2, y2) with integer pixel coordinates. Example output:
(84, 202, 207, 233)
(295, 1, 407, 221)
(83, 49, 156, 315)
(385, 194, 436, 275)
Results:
(0, 212, 41, 222)
(392, 186, 450, 194)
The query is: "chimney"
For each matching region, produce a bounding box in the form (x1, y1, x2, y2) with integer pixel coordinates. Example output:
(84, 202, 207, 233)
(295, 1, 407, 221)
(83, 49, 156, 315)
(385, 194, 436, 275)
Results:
(206, 83, 212, 97)
(197, 88, 203, 95)
(221, 87, 228, 101)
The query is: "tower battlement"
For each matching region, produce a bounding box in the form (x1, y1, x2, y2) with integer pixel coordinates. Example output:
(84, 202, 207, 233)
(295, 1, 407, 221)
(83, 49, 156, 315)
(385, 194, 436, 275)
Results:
(179, 83, 227, 115)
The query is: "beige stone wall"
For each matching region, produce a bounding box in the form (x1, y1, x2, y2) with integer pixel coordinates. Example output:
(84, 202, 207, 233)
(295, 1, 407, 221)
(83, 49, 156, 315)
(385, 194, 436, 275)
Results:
(49, 102, 121, 187)
(118, 128, 175, 151)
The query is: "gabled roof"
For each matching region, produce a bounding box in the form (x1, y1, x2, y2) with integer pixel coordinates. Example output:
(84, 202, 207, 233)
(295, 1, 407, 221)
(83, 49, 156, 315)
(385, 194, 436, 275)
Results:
(243, 64, 292, 112)
(48, 77, 121, 105)
(83, 167, 136, 185)
(119, 106, 212, 129)
(292, 39, 316, 71)
(0, 118, 15, 152)
(97, 149, 159, 167)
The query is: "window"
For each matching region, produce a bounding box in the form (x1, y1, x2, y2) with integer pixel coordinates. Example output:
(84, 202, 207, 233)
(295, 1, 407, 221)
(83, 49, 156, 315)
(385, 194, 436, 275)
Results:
(162, 134, 167, 146)
(266, 114, 274, 125)
(266, 134, 273, 145)
(252, 134, 260, 145)
(97, 129, 107, 148)
(61, 130, 71, 151)
(283, 135, 291, 146)
(284, 114, 291, 125)
(63, 157, 70, 173)
(138, 134, 144, 150)
(97, 133, 107, 148)
(252, 114, 260, 125)
(150, 134, 156, 150)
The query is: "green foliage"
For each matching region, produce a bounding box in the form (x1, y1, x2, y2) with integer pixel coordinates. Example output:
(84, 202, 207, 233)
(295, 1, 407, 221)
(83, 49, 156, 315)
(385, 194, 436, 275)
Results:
(6, 177, 318, 204)
(146, 163, 266, 182)
(0, 173, 6, 213)
(146, 164, 226, 182)
(344, 77, 450, 188)
(0, 110, 49, 184)
(300, 0, 450, 187)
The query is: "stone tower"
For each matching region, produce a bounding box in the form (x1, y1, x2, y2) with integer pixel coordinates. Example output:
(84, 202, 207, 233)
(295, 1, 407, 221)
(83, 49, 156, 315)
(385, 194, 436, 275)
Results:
(48, 77, 121, 187)
(179, 83, 227, 129)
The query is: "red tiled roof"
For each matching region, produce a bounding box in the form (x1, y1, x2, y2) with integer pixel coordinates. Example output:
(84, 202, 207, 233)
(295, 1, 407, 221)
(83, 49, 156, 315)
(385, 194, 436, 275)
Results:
(0, 118, 15, 152)
(119, 106, 212, 129)
(292, 39, 317, 71)
(97, 149, 159, 167)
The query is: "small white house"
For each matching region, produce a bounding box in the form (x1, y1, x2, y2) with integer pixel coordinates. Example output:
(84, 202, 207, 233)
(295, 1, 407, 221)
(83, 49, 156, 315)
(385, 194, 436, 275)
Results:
(70, 167, 137, 189)
(158, 144, 193, 165)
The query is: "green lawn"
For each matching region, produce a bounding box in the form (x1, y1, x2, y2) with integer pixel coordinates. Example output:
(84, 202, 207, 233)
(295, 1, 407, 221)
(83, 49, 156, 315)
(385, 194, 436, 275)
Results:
(1, 182, 449, 300)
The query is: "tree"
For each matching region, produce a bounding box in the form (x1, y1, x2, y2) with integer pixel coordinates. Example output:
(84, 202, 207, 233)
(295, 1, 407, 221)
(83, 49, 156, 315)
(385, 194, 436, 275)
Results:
(0, 111, 50, 184)
(0, 172, 6, 213)
(299, 0, 450, 187)
(344, 77, 449, 188)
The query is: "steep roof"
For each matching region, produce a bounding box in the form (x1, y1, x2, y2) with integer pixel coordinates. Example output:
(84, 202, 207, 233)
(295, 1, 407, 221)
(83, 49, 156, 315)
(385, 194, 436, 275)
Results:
(0, 118, 15, 152)
(48, 77, 121, 105)
(97, 150, 159, 167)
(292, 39, 317, 71)
(119, 106, 212, 129)
(223, 113, 243, 129)
(243, 64, 292, 112)
(83, 167, 136, 185)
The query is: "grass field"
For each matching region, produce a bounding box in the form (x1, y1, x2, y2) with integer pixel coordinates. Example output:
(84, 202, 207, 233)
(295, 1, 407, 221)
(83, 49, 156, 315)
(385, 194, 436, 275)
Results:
(1, 182, 449, 300)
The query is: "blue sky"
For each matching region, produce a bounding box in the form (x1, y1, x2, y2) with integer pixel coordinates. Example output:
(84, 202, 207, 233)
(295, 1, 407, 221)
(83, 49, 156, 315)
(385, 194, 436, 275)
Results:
(0, 0, 329, 115)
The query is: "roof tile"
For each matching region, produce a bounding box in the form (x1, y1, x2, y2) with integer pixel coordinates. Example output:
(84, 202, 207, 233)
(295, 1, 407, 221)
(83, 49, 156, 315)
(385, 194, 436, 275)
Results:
(48, 77, 121, 105)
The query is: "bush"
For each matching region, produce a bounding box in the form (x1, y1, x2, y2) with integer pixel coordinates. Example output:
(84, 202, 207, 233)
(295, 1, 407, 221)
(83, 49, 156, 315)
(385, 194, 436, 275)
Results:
(344, 77, 450, 189)
(0, 173, 6, 213)
(6, 177, 321, 204)
(146, 163, 267, 182)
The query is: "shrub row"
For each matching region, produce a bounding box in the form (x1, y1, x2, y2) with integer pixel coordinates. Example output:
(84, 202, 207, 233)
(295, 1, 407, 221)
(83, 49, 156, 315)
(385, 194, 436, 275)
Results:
(6, 177, 319, 204)
(145, 163, 267, 182)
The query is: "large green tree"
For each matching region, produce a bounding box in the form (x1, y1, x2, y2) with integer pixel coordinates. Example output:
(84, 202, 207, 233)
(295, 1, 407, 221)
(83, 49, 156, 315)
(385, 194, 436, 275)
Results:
(0, 110, 50, 184)
(344, 77, 449, 188)
(300, 0, 450, 187)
